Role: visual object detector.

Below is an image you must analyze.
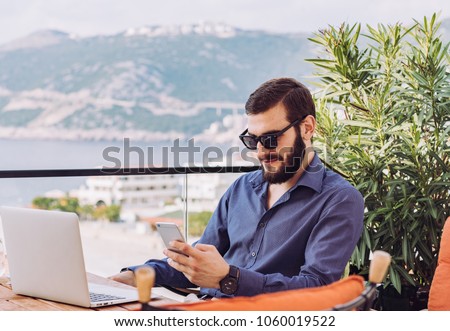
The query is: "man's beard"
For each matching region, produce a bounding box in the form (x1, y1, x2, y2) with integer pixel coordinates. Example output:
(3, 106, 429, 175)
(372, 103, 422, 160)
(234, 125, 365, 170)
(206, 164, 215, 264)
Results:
(260, 132, 306, 184)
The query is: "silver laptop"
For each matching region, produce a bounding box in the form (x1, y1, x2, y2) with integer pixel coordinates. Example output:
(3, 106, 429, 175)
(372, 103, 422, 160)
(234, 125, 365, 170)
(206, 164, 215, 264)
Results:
(0, 206, 144, 308)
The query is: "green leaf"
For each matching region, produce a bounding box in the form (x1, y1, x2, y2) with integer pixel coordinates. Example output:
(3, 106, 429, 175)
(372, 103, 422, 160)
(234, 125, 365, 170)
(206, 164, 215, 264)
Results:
(392, 264, 416, 287)
(389, 266, 402, 294)
(402, 235, 408, 264)
(311, 14, 450, 289)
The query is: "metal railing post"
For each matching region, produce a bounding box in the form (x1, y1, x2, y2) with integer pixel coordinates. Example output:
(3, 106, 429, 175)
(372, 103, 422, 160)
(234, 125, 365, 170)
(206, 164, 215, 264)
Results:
(183, 172, 188, 241)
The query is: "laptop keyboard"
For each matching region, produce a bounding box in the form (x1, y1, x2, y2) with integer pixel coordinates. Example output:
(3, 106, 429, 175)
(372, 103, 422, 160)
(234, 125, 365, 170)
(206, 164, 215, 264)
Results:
(90, 292, 126, 302)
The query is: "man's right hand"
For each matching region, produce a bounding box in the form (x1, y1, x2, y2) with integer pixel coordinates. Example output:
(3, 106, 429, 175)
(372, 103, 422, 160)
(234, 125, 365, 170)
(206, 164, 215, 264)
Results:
(108, 270, 136, 287)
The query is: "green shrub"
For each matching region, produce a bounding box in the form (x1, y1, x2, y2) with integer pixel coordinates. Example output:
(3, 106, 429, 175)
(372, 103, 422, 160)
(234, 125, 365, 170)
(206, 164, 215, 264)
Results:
(308, 14, 450, 292)
(188, 211, 213, 237)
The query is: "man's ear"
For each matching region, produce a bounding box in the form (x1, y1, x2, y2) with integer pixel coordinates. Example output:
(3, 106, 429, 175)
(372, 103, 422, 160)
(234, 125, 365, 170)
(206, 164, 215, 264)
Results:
(301, 115, 316, 140)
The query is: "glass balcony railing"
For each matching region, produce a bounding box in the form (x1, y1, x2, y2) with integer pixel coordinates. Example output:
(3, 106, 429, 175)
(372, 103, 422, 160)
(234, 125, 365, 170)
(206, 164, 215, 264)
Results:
(0, 165, 259, 277)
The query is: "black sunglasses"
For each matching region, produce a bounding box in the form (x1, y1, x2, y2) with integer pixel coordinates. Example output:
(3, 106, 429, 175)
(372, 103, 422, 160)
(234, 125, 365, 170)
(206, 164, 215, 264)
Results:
(239, 118, 301, 150)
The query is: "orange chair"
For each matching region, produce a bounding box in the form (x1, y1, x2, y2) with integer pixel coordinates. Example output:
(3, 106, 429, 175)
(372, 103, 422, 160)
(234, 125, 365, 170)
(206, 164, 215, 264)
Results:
(428, 216, 450, 310)
(135, 250, 391, 311)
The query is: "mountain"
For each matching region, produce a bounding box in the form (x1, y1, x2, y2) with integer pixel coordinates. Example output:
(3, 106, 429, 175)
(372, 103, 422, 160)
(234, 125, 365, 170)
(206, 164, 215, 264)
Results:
(0, 19, 447, 143)
(0, 30, 74, 52)
(0, 22, 315, 142)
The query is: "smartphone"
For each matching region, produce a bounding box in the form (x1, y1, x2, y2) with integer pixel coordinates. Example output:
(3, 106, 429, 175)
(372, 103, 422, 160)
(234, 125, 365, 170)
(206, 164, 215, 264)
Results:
(156, 222, 188, 256)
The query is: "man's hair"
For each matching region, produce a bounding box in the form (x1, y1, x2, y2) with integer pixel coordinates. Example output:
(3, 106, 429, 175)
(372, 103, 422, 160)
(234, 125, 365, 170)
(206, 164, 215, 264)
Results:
(245, 77, 315, 123)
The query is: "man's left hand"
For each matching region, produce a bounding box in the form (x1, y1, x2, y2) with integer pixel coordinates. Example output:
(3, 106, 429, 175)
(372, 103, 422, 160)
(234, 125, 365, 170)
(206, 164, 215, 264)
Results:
(164, 242, 229, 288)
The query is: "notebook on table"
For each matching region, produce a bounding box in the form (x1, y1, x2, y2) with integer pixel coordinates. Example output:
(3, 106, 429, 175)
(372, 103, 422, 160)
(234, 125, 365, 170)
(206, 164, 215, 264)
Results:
(0, 206, 154, 308)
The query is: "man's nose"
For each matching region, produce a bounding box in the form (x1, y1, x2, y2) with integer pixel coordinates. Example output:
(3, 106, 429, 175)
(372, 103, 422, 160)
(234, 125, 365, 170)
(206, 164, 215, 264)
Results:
(256, 141, 271, 158)
(256, 141, 267, 153)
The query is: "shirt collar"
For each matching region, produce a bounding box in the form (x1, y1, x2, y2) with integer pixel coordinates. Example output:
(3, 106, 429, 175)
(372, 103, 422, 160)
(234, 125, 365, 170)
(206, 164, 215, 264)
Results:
(249, 152, 325, 193)
(292, 153, 324, 193)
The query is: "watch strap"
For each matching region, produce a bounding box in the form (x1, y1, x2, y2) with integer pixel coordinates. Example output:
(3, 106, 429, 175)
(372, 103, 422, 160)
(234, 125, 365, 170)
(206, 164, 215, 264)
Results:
(228, 265, 239, 279)
(219, 265, 240, 295)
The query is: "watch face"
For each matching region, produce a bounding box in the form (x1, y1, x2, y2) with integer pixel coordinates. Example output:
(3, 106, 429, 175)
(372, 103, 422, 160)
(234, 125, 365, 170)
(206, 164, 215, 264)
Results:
(220, 266, 239, 295)
(221, 278, 238, 295)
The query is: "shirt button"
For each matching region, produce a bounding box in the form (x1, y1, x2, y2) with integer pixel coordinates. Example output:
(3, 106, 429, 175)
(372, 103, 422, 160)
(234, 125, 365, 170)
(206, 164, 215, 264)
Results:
(251, 252, 256, 257)
(259, 222, 265, 228)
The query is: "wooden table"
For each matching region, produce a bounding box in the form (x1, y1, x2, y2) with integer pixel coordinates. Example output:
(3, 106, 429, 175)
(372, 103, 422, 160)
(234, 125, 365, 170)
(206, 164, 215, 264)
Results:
(0, 273, 178, 311)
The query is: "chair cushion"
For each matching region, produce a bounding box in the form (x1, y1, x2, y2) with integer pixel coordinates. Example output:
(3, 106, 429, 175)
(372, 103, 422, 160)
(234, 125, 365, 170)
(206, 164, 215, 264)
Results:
(428, 217, 450, 310)
(162, 275, 364, 311)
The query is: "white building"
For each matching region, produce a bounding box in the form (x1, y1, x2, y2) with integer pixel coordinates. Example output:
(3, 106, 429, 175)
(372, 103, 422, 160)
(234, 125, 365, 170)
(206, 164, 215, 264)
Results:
(72, 158, 255, 220)
(185, 171, 244, 212)
(72, 174, 180, 221)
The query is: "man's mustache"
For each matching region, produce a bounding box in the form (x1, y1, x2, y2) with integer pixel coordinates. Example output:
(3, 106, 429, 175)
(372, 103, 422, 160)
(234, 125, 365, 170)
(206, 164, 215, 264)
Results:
(258, 147, 295, 163)
(258, 153, 283, 162)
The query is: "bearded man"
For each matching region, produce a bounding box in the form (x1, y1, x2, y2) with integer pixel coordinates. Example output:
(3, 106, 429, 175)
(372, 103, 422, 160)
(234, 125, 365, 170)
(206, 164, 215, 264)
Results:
(110, 78, 364, 298)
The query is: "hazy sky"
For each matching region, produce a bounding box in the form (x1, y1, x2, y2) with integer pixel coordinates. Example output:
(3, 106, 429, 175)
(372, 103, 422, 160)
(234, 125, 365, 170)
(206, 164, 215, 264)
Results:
(0, 0, 449, 45)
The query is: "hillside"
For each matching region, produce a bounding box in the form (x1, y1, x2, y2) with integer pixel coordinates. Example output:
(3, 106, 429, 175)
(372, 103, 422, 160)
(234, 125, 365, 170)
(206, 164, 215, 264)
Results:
(0, 18, 448, 143)
(0, 22, 315, 142)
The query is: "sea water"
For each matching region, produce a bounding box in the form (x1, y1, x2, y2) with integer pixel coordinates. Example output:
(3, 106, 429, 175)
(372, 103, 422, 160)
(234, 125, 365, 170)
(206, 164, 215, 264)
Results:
(0, 138, 168, 206)
(0, 138, 241, 206)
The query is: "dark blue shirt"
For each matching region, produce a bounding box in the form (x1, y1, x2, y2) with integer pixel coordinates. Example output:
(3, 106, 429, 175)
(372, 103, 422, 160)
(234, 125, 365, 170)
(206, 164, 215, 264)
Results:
(128, 153, 364, 297)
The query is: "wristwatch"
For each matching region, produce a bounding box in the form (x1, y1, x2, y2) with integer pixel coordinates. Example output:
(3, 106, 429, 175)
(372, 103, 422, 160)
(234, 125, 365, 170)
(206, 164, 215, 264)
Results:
(219, 265, 240, 295)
